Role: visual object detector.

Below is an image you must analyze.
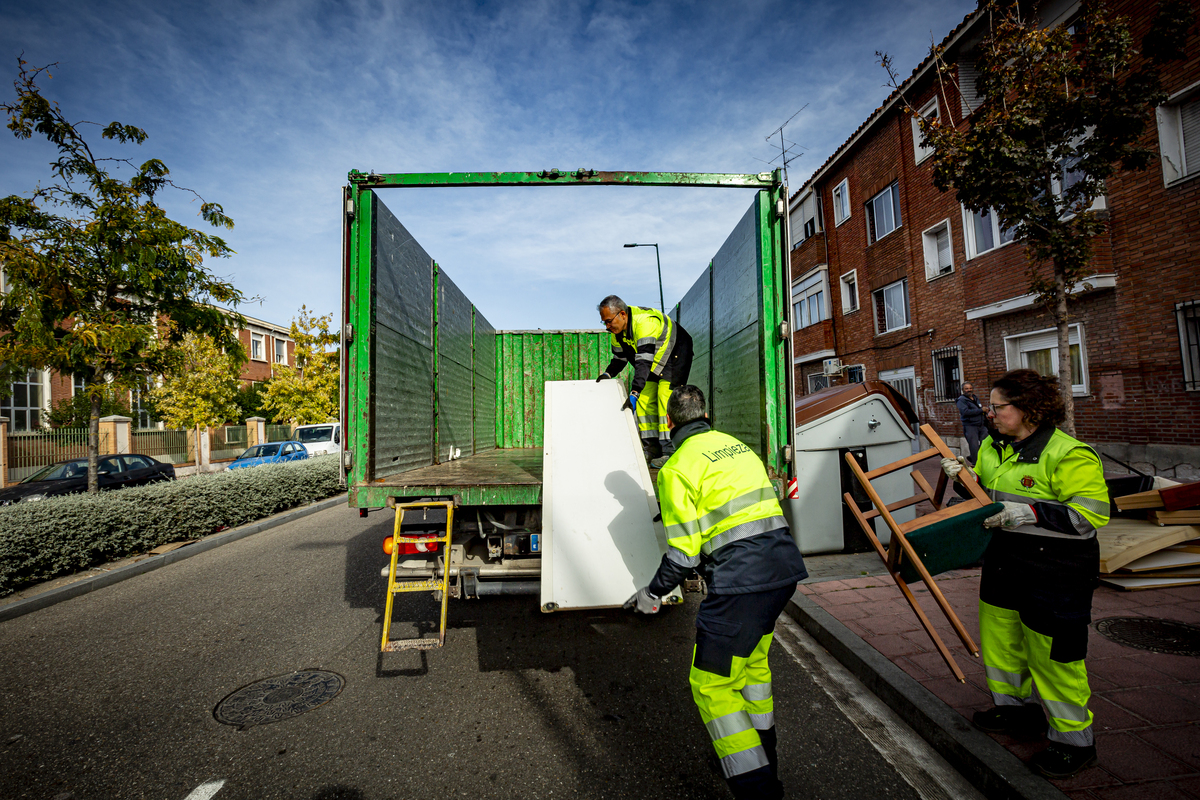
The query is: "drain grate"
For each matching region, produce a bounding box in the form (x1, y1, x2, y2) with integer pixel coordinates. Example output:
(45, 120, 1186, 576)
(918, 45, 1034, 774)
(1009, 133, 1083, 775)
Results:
(1094, 617, 1200, 656)
(214, 670, 344, 730)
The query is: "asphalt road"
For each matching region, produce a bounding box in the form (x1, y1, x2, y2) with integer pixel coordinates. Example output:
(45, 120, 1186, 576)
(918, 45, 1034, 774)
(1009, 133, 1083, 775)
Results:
(1, 504, 970, 800)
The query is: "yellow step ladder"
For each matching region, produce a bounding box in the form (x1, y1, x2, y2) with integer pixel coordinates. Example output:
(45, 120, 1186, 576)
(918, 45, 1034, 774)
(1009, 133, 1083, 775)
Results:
(380, 500, 455, 652)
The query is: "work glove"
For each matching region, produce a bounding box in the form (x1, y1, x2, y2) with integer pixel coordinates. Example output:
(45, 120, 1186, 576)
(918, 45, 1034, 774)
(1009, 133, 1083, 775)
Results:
(983, 501, 1037, 529)
(624, 586, 661, 614)
(940, 456, 964, 480)
(622, 392, 639, 412)
(595, 372, 610, 382)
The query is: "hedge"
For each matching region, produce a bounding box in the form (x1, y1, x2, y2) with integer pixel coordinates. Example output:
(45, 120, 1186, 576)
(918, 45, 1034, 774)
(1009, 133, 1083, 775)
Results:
(0, 454, 343, 597)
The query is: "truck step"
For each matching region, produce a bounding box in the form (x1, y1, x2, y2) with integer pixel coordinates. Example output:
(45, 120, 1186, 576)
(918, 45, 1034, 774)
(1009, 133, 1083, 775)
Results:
(382, 637, 443, 652)
(381, 500, 455, 653)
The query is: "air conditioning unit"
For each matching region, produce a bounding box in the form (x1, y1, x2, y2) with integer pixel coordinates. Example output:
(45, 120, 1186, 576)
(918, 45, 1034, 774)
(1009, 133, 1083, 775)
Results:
(822, 358, 842, 376)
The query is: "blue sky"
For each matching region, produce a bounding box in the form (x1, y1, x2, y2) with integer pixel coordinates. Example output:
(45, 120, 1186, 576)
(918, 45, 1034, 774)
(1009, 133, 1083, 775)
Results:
(0, 0, 976, 332)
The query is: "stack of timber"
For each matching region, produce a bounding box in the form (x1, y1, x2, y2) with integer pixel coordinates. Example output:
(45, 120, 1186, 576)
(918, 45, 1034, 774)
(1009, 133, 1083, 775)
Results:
(1099, 480, 1200, 591)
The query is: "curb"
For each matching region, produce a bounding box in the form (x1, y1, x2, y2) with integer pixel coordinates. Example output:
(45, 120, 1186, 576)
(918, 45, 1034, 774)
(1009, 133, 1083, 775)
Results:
(0, 494, 349, 623)
(784, 592, 1068, 800)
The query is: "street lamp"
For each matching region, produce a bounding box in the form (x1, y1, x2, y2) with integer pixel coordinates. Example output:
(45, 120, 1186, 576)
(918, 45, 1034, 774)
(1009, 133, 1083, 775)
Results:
(623, 243, 664, 314)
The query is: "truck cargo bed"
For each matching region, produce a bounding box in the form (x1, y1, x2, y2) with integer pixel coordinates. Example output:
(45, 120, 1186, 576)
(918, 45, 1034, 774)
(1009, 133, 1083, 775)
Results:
(370, 448, 543, 505)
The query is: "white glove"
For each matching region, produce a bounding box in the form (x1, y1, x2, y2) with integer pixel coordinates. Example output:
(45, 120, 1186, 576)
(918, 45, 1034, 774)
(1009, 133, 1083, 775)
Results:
(625, 586, 661, 614)
(941, 457, 964, 480)
(983, 501, 1037, 529)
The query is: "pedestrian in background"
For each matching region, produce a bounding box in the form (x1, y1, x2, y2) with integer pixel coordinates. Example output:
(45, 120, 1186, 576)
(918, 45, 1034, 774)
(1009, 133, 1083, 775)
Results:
(956, 381, 988, 464)
(627, 385, 807, 800)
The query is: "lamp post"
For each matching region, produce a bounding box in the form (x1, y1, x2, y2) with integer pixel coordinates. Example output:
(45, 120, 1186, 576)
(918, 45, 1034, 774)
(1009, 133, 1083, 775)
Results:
(622, 243, 664, 314)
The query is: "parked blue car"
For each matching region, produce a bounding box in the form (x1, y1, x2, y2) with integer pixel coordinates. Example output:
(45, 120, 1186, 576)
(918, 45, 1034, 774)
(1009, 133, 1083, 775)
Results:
(227, 441, 309, 470)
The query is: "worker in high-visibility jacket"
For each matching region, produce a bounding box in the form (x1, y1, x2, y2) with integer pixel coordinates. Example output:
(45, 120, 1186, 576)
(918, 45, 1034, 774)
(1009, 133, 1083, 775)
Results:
(596, 294, 693, 466)
(626, 384, 807, 800)
(942, 369, 1109, 779)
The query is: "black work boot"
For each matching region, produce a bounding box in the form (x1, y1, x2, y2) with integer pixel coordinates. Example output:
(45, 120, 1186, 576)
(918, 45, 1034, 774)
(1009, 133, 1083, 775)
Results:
(726, 766, 783, 800)
(972, 704, 1046, 736)
(1030, 742, 1098, 778)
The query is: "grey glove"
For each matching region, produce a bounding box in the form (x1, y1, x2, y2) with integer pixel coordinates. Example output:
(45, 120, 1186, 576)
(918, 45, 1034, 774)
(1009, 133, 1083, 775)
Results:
(624, 586, 661, 614)
(596, 372, 610, 382)
(983, 501, 1037, 529)
(940, 456, 964, 480)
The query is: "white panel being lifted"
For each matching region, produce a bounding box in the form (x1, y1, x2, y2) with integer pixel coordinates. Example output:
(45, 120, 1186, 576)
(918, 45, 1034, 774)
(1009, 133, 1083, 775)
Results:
(540, 380, 676, 611)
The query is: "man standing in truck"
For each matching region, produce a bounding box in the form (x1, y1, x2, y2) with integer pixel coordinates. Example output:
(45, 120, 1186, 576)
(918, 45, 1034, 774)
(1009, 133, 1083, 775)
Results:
(627, 385, 807, 800)
(596, 295, 693, 467)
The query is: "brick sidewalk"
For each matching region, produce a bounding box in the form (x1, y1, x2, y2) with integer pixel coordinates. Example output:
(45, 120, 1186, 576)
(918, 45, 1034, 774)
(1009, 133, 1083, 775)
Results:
(799, 569, 1200, 798)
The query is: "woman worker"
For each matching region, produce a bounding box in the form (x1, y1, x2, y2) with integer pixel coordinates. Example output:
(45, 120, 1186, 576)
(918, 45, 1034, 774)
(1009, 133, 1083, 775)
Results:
(942, 369, 1109, 779)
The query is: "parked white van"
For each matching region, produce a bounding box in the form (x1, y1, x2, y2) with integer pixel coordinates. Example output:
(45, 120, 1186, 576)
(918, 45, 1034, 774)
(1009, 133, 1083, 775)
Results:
(295, 423, 341, 457)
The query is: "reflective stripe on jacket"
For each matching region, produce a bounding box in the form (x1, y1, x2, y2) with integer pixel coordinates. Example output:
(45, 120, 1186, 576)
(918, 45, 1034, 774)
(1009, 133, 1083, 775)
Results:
(649, 422, 807, 595)
(603, 306, 678, 395)
(975, 426, 1110, 540)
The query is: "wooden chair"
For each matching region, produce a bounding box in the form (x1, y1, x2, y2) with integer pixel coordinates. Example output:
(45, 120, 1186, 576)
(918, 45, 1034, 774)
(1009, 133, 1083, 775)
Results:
(842, 424, 1002, 682)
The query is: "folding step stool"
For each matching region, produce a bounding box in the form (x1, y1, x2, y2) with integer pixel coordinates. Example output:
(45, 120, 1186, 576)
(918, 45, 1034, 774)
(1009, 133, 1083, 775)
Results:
(380, 500, 455, 652)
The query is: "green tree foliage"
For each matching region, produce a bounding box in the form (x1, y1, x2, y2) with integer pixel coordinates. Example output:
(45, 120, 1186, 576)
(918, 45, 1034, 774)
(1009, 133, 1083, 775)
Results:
(151, 332, 244, 437)
(234, 381, 268, 421)
(260, 306, 338, 424)
(881, 0, 1193, 433)
(46, 385, 130, 429)
(0, 61, 245, 490)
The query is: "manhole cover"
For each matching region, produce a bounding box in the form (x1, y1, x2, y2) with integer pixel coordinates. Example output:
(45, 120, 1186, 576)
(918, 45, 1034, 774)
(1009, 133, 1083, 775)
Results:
(1094, 617, 1200, 656)
(214, 670, 344, 729)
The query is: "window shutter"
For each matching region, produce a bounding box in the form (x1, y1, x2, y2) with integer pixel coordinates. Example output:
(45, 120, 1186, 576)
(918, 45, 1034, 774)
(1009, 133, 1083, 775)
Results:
(1182, 98, 1200, 176)
(959, 60, 980, 116)
(936, 227, 952, 272)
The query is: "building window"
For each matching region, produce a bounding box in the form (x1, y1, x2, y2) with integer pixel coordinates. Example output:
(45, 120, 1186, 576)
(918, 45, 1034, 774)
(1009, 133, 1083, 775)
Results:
(912, 97, 939, 164)
(251, 332, 264, 361)
(932, 346, 962, 402)
(133, 380, 157, 429)
(72, 373, 87, 395)
(873, 278, 910, 334)
(845, 364, 865, 384)
(2, 369, 45, 431)
(793, 270, 828, 330)
(1003, 324, 1088, 396)
(1178, 299, 1200, 391)
(866, 181, 902, 244)
(963, 206, 1015, 259)
(808, 373, 831, 393)
(959, 59, 982, 116)
(274, 337, 287, 365)
(832, 179, 850, 226)
(1157, 86, 1200, 186)
(839, 270, 859, 314)
(790, 190, 820, 248)
(922, 220, 954, 279)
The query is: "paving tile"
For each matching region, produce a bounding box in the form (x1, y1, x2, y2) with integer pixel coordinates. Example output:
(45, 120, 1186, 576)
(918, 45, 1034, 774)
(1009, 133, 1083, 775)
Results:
(811, 594, 834, 610)
(1141, 654, 1200, 682)
(906, 650, 959, 676)
(824, 589, 871, 605)
(1089, 657, 1178, 687)
(1091, 781, 1194, 799)
(1106, 687, 1200, 724)
(858, 586, 899, 602)
(1136, 724, 1200, 770)
(827, 601, 872, 621)
(920, 675, 991, 709)
(1051, 763, 1123, 792)
(1064, 791, 1098, 799)
(1168, 775, 1200, 798)
(1093, 731, 1193, 782)
(895, 656, 930, 681)
(857, 613, 924, 637)
(1088, 673, 1120, 693)
(1088, 635, 1146, 659)
(1149, 607, 1200, 625)
(796, 584, 815, 595)
(841, 576, 879, 589)
(1161, 683, 1200, 704)
(840, 619, 871, 639)
(869, 633, 928, 658)
(809, 579, 848, 593)
(1091, 695, 1151, 732)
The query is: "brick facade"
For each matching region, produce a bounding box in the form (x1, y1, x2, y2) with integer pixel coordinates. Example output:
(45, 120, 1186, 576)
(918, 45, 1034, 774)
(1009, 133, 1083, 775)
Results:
(790, 0, 1200, 478)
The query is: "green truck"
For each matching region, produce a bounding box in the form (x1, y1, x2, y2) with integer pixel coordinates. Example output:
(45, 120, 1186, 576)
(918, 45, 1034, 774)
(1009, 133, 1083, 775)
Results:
(340, 170, 795, 599)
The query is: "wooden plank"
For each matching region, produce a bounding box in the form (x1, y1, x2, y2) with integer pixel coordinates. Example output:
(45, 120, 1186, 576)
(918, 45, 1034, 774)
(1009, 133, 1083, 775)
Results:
(1106, 565, 1200, 579)
(1149, 510, 1200, 526)
(1162, 481, 1200, 512)
(1100, 575, 1200, 591)
(897, 499, 987, 534)
(863, 448, 939, 479)
(1098, 517, 1200, 573)
(377, 448, 543, 487)
(1113, 548, 1200, 573)
(1114, 488, 1164, 511)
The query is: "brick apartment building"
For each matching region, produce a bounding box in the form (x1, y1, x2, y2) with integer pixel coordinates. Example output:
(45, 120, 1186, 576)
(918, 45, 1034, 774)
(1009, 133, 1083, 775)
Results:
(788, 0, 1200, 478)
(0, 307, 294, 431)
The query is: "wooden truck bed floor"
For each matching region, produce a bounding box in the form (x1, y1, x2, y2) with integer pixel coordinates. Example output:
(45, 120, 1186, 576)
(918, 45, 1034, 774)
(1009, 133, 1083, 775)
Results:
(368, 448, 544, 505)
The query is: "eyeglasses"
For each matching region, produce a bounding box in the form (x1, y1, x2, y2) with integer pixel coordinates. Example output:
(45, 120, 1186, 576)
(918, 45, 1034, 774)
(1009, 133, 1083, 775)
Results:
(988, 403, 1013, 413)
(600, 311, 624, 328)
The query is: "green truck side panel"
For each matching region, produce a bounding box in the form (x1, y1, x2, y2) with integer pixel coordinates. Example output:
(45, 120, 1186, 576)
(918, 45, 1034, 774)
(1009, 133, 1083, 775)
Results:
(348, 170, 776, 190)
(494, 330, 623, 448)
(351, 483, 542, 508)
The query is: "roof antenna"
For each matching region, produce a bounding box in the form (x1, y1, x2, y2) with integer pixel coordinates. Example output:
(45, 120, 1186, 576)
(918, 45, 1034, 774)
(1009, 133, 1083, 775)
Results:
(765, 105, 809, 187)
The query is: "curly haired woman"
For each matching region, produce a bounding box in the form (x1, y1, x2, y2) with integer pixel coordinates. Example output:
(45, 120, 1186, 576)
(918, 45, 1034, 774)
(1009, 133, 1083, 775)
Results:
(942, 369, 1109, 778)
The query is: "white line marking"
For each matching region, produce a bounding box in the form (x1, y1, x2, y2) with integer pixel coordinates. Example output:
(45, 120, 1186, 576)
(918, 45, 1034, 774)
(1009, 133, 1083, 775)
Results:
(775, 616, 985, 800)
(183, 779, 226, 800)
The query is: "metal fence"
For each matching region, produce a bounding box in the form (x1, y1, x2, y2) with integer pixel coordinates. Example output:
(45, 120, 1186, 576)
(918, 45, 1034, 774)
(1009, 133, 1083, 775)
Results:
(211, 425, 247, 461)
(7, 429, 112, 483)
(265, 424, 293, 442)
(132, 429, 191, 466)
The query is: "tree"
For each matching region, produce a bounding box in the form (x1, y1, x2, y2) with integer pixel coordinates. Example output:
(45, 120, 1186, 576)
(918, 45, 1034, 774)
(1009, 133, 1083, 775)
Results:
(234, 380, 268, 421)
(881, 0, 1194, 434)
(46, 385, 130, 429)
(260, 306, 338, 425)
(150, 331, 244, 465)
(0, 61, 244, 491)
